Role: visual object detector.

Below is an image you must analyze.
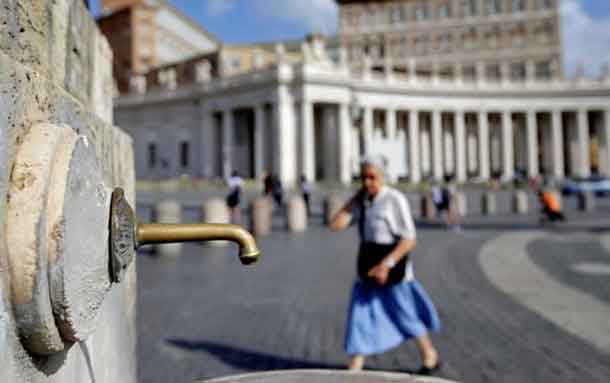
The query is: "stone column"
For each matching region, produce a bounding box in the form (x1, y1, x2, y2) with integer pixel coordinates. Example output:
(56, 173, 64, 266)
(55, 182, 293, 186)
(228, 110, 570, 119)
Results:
(386, 108, 397, 138)
(455, 110, 467, 182)
(339, 103, 352, 185)
(576, 109, 591, 177)
(201, 106, 215, 178)
(363, 106, 374, 155)
(222, 108, 233, 179)
(600, 109, 610, 176)
(551, 110, 565, 179)
(478, 111, 490, 180)
(527, 110, 539, 178)
(300, 98, 315, 182)
(432, 110, 443, 180)
(276, 84, 297, 187)
(254, 104, 265, 178)
(409, 110, 421, 183)
(502, 111, 514, 181)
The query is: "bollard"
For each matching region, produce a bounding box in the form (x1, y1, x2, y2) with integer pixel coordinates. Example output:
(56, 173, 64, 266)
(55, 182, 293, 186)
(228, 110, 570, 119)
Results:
(421, 192, 436, 220)
(512, 190, 528, 215)
(454, 191, 467, 217)
(481, 192, 496, 215)
(286, 196, 308, 233)
(202, 198, 231, 246)
(250, 197, 272, 237)
(154, 200, 182, 257)
(578, 191, 595, 212)
(324, 194, 344, 226)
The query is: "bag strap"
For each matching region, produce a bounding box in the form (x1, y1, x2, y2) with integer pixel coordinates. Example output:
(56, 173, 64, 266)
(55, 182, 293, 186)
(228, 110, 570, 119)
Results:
(357, 197, 365, 239)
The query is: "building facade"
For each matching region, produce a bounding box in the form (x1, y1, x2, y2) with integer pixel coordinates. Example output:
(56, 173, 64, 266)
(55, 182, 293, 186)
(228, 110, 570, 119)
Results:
(98, 0, 219, 93)
(338, 0, 562, 81)
(110, 1, 610, 188)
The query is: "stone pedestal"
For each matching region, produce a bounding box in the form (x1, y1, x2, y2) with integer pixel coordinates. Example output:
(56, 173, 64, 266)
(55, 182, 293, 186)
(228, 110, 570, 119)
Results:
(250, 197, 272, 237)
(203, 199, 231, 246)
(155, 200, 182, 257)
(421, 193, 437, 220)
(454, 192, 467, 217)
(512, 190, 528, 215)
(481, 192, 496, 215)
(578, 191, 595, 212)
(323, 194, 344, 226)
(287, 196, 308, 233)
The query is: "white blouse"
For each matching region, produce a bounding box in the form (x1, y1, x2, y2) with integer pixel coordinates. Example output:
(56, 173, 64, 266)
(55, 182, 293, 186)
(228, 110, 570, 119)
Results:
(352, 186, 417, 281)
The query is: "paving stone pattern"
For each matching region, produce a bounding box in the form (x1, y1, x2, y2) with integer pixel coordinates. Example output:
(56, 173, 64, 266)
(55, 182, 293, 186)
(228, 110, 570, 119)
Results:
(137, 207, 610, 383)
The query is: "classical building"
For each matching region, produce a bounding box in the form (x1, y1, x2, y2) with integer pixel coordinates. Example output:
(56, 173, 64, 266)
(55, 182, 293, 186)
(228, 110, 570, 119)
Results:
(97, 0, 219, 93)
(108, 0, 610, 187)
(337, 0, 562, 81)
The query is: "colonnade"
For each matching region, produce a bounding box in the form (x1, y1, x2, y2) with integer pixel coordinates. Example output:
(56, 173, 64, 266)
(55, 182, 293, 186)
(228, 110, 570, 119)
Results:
(203, 100, 610, 186)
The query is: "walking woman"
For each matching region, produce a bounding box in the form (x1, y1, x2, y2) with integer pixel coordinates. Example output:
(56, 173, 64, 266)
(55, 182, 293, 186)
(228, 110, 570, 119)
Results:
(330, 155, 441, 374)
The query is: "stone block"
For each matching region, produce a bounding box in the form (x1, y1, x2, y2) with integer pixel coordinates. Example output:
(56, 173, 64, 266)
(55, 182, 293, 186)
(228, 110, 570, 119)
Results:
(65, 0, 94, 105)
(287, 196, 307, 233)
(454, 191, 467, 217)
(481, 192, 496, 215)
(578, 191, 595, 212)
(90, 28, 113, 124)
(250, 197, 272, 237)
(512, 190, 528, 215)
(155, 200, 182, 257)
(421, 193, 436, 220)
(323, 194, 344, 226)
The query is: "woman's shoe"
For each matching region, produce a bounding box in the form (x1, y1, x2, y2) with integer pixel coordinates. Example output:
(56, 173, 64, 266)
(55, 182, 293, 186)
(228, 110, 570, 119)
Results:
(416, 360, 441, 376)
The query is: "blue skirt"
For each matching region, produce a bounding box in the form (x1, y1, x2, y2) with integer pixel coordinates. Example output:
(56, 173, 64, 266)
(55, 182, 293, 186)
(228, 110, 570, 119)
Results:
(344, 280, 441, 356)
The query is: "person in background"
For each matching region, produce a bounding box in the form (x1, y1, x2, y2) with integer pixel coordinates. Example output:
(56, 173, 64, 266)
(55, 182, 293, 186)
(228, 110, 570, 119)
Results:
(263, 172, 274, 197)
(300, 175, 312, 216)
(538, 188, 565, 223)
(330, 154, 441, 375)
(226, 170, 243, 224)
(271, 175, 284, 208)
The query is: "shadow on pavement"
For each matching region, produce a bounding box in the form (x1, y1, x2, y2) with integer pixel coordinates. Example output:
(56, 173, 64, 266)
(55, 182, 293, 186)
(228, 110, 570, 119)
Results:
(166, 338, 420, 375)
(166, 339, 344, 371)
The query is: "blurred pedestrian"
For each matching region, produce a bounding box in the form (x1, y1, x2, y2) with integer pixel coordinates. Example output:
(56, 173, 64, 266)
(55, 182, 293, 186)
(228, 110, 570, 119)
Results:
(263, 171, 274, 197)
(300, 174, 312, 216)
(271, 175, 283, 208)
(226, 170, 243, 224)
(538, 188, 565, 223)
(330, 154, 441, 374)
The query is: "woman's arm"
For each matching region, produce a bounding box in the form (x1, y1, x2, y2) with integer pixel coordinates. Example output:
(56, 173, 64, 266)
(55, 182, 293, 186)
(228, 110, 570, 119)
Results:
(367, 238, 416, 285)
(329, 192, 362, 232)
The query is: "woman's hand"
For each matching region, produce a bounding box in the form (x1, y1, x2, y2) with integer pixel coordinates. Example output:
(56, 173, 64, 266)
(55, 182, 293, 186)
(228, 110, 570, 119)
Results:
(367, 263, 390, 286)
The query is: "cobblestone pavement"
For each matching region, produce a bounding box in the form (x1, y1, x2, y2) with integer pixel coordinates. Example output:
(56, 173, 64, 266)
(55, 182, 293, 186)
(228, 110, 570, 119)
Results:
(137, 210, 610, 383)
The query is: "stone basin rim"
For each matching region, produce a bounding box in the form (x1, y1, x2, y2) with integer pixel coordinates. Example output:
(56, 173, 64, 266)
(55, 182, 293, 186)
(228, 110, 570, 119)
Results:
(197, 369, 457, 383)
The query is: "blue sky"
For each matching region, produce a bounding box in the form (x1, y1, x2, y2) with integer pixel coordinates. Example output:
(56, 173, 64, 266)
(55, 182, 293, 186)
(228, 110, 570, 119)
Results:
(91, 0, 610, 77)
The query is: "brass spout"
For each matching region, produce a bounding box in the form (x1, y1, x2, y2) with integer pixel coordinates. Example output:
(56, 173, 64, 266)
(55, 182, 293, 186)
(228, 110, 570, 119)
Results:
(135, 223, 261, 265)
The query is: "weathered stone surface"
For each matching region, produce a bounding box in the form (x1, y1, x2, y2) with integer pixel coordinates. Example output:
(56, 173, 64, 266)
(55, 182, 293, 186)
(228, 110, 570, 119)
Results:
(5, 123, 66, 355)
(198, 369, 455, 383)
(47, 131, 112, 342)
(0, 2, 136, 381)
